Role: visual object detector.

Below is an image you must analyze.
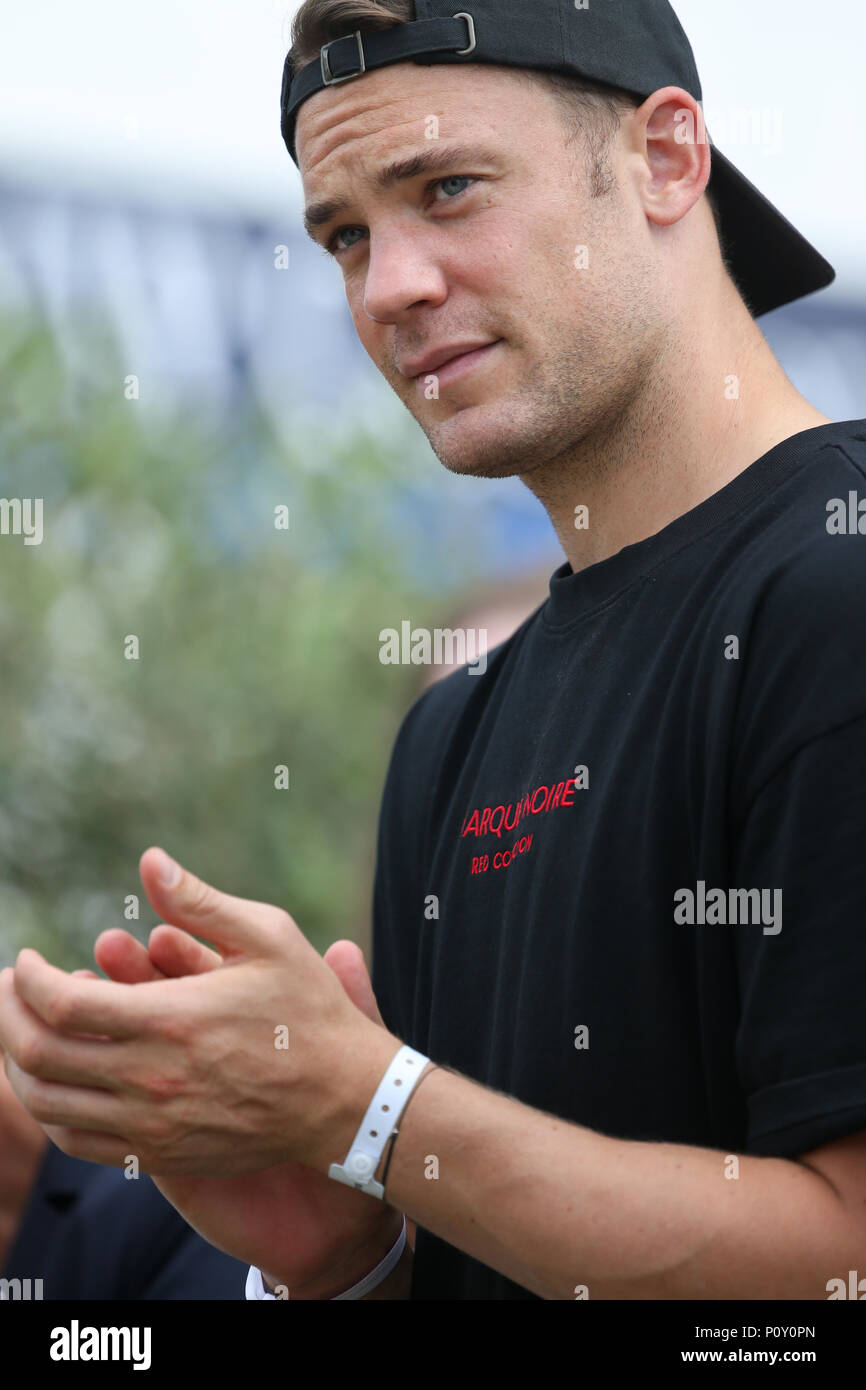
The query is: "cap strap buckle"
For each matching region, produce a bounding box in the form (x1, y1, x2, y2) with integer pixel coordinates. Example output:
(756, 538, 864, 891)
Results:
(453, 12, 476, 56)
(320, 30, 367, 86)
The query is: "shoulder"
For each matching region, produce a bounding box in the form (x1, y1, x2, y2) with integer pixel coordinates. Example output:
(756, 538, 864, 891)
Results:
(376, 607, 542, 842)
(387, 609, 540, 767)
(731, 420, 866, 633)
(723, 422, 866, 783)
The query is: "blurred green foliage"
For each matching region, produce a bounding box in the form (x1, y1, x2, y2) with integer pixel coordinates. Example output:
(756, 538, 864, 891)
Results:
(0, 308, 464, 969)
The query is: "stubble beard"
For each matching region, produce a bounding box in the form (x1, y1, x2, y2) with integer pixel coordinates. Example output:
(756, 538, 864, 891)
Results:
(405, 335, 644, 485)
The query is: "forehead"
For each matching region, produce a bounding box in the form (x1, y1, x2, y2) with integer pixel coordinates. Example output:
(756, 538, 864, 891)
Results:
(295, 60, 546, 183)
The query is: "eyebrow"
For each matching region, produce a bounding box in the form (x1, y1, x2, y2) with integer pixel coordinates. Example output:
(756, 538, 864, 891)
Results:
(302, 143, 502, 242)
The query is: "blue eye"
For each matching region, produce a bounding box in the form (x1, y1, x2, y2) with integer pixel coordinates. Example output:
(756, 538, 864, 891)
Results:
(328, 176, 477, 255)
(333, 227, 367, 252)
(435, 176, 474, 200)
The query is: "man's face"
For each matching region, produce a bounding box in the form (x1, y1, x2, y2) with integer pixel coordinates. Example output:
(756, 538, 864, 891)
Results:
(297, 62, 662, 480)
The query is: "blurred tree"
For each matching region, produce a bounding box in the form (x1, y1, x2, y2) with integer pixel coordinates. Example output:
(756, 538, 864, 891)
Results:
(0, 308, 461, 969)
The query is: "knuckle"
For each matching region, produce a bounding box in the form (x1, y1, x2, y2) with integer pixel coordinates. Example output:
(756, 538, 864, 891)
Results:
(43, 987, 77, 1031)
(264, 907, 293, 940)
(17, 1030, 48, 1075)
(157, 1009, 191, 1047)
(185, 876, 217, 919)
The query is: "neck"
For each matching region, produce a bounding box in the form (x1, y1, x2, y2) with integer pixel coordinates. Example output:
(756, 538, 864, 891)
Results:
(521, 276, 831, 574)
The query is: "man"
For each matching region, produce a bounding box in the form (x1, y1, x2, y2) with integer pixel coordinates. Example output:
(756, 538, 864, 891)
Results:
(1, 0, 865, 1300)
(0, 1046, 248, 1299)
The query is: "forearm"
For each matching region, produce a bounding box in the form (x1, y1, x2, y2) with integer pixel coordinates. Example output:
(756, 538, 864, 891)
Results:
(370, 1065, 860, 1300)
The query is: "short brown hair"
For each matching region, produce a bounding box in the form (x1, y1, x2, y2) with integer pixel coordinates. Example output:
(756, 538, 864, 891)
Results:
(288, 0, 723, 222)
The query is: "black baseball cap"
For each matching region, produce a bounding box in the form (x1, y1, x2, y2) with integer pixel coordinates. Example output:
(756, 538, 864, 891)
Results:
(280, 0, 835, 318)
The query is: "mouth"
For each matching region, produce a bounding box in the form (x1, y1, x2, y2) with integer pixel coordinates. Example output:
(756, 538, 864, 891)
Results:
(412, 340, 504, 390)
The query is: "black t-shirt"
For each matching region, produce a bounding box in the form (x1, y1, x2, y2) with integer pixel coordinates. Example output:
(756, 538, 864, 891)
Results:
(371, 419, 866, 1300)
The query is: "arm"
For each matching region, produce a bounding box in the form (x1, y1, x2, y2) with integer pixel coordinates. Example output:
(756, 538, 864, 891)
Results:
(3, 839, 862, 1303)
(256, 1083, 424, 1299)
(345, 1064, 865, 1299)
(259, 1205, 412, 1299)
(360, 634, 865, 1298)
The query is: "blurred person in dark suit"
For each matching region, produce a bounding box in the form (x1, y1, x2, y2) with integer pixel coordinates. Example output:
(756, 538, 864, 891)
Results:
(0, 1044, 247, 1299)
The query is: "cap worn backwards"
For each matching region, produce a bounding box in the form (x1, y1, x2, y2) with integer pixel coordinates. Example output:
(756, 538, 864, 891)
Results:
(281, 0, 835, 317)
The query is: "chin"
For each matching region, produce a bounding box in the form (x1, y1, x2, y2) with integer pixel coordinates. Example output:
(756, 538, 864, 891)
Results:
(425, 410, 543, 480)
(428, 389, 556, 475)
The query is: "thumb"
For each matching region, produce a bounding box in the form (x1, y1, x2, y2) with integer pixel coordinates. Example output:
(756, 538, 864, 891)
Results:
(323, 940, 386, 1027)
(138, 847, 281, 958)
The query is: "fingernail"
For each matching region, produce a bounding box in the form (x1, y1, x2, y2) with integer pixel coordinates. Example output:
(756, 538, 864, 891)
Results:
(155, 850, 182, 888)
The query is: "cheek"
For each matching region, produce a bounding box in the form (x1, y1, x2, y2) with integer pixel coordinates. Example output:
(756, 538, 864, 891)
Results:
(452, 215, 523, 287)
(456, 213, 579, 312)
(346, 295, 382, 360)
(345, 284, 365, 332)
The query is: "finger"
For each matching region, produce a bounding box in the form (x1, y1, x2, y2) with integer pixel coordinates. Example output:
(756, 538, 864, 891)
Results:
(0, 973, 125, 1089)
(324, 940, 386, 1026)
(44, 1124, 135, 1169)
(70, 971, 114, 1041)
(94, 929, 166, 984)
(13, 949, 159, 1040)
(148, 924, 222, 977)
(5, 1054, 121, 1132)
(138, 847, 288, 958)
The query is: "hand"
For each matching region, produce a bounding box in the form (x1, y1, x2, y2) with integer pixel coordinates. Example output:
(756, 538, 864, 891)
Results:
(86, 919, 407, 1295)
(0, 848, 401, 1184)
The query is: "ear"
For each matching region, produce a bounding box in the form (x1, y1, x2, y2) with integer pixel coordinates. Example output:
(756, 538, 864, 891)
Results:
(632, 86, 712, 229)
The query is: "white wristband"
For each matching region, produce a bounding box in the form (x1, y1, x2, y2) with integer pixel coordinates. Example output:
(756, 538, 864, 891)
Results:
(332, 1215, 407, 1299)
(245, 1215, 407, 1301)
(328, 1043, 431, 1200)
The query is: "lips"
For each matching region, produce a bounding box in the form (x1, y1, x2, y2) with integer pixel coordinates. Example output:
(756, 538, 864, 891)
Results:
(400, 340, 501, 379)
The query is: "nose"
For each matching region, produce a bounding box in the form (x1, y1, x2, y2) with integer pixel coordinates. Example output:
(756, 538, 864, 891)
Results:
(361, 229, 448, 323)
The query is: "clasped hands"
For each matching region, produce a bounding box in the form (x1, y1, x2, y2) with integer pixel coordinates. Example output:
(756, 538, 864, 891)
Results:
(0, 847, 401, 1181)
